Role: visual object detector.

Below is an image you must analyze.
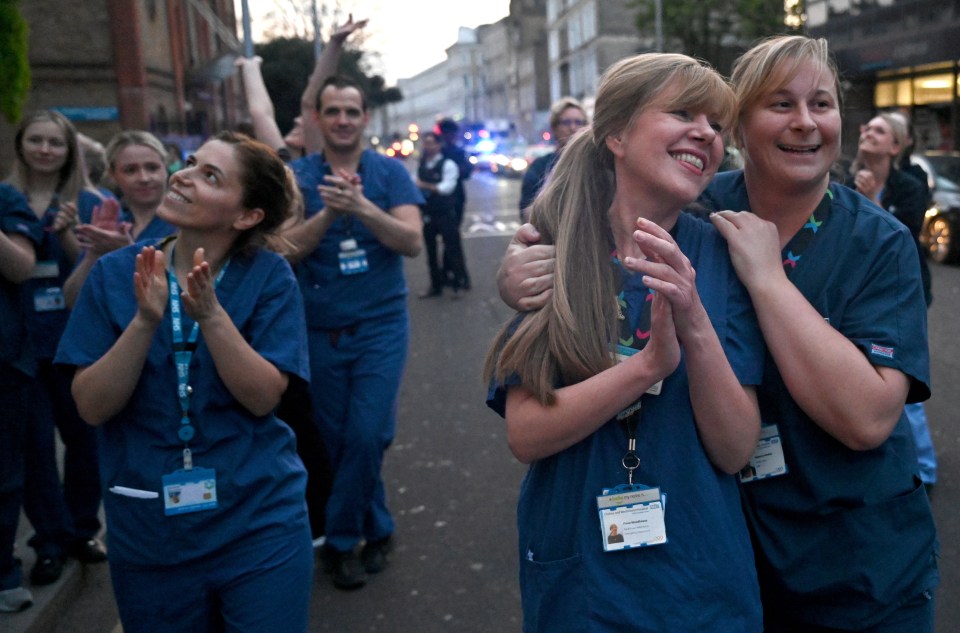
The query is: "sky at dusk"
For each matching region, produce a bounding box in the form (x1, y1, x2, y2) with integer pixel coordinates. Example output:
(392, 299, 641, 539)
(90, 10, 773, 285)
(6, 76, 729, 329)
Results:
(240, 1, 511, 84)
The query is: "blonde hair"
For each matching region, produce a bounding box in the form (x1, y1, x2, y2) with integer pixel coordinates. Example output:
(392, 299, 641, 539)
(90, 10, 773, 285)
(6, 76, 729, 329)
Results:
(484, 53, 736, 404)
(850, 112, 909, 175)
(8, 110, 101, 204)
(730, 35, 842, 150)
(105, 130, 168, 170)
(549, 97, 586, 129)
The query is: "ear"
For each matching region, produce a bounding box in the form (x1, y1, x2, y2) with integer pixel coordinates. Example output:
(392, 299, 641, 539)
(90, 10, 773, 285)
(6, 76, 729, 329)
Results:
(233, 207, 265, 232)
(605, 135, 623, 158)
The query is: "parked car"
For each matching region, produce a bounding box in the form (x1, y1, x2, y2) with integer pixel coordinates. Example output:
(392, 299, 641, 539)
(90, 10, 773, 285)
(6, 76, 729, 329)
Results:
(912, 151, 960, 264)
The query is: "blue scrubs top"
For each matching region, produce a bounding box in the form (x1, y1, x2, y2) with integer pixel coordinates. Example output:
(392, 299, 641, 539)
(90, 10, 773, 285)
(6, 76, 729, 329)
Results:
(55, 241, 311, 567)
(290, 150, 424, 329)
(488, 213, 765, 633)
(0, 184, 44, 381)
(23, 189, 110, 359)
(120, 206, 176, 243)
(700, 171, 938, 629)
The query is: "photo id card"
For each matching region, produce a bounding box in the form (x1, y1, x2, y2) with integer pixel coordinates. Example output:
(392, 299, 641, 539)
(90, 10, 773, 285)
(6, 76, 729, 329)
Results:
(597, 486, 667, 552)
(33, 287, 66, 312)
(739, 424, 788, 483)
(162, 467, 218, 516)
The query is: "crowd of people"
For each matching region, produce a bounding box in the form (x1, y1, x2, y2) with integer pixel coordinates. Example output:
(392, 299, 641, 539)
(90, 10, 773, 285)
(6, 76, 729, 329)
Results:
(0, 20, 944, 633)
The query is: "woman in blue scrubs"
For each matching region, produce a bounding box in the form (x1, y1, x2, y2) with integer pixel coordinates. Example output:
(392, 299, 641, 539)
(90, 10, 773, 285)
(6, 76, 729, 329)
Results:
(55, 132, 313, 633)
(497, 35, 938, 633)
(485, 54, 765, 633)
(7, 110, 111, 583)
(706, 36, 937, 633)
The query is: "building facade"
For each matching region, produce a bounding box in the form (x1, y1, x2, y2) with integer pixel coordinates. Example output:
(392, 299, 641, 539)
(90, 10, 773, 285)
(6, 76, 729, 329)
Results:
(808, 0, 960, 155)
(1, 0, 243, 172)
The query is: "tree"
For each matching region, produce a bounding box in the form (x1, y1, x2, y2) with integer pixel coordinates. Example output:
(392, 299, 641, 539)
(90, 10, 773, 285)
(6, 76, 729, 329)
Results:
(0, 1, 30, 123)
(630, 0, 803, 73)
(257, 37, 402, 134)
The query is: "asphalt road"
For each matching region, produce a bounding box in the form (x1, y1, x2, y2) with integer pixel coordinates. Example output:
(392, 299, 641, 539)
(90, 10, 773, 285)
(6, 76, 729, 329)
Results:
(19, 170, 960, 632)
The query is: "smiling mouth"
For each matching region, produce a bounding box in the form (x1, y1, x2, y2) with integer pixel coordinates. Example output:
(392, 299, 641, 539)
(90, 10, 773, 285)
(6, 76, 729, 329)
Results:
(167, 189, 190, 203)
(778, 144, 820, 154)
(671, 152, 704, 170)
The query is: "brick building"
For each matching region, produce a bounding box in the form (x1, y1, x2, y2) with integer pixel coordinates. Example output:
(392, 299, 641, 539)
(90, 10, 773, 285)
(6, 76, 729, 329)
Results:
(1, 0, 243, 173)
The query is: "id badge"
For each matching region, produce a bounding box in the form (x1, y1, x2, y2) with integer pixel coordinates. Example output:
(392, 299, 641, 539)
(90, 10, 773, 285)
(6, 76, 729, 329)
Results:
(739, 424, 788, 483)
(597, 484, 667, 551)
(31, 260, 60, 280)
(162, 467, 218, 516)
(338, 239, 369, 275)
(615, 344, 662, 395)
(33, 287, 66, 312)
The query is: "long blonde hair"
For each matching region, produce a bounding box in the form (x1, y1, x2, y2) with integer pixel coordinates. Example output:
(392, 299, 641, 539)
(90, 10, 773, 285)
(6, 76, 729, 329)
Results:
(8, 110, 100, 204)
(484, 53, 736, 405)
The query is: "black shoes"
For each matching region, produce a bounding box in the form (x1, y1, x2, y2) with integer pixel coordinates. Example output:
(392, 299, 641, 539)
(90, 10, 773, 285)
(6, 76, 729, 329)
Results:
(30, 555, 65, 586)
(322, 546, 367, 590)
(70, 537, 108, 564)
(419, 287, 443, 299)
(360, 536, 392, 574)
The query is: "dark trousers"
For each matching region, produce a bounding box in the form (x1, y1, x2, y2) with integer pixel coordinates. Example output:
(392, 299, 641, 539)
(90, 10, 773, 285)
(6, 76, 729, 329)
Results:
(0, 375, 29, 590)
(23, 360, 101, 557)
(423, 210, 466, 291)
(276, 377, 332, 541)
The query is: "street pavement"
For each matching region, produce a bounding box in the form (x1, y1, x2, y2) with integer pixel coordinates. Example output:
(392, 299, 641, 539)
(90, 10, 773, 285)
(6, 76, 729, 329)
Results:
(7, 170, 960, 631)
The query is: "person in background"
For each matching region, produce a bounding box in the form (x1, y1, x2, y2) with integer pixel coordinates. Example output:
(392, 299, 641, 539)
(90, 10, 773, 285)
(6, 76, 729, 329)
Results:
(285, 75, 423, 590)
(848, 112, 938, 490)
(497, 35, 939, 633)
(236, 14, 367, 162)
(6, 110, 110, 586)
(485, 52, 763, 632)
(415, 130, 466, 298)
(0, 185, 42, 613)
(163, 142, 183, 175)
(518, 97, 587, 221)
(56, 131, 312, 632)
(437, 118, 473, 289)
(64, 130, 176, 308)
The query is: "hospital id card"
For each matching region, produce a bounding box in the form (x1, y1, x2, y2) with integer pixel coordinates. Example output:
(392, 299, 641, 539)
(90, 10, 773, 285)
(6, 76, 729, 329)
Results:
(738, 424, 787, 483)
(162, 467, 218, 516)
(597, 486, 667, 552)
(338, 239, 369, 275)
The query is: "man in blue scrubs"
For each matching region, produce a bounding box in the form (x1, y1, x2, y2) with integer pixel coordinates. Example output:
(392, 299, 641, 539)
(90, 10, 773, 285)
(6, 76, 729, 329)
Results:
(286, 76, 424, 590)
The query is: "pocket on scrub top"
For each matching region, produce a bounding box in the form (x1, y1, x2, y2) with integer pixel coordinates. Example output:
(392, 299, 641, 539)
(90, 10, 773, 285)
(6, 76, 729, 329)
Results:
(520, 552, 586, 633)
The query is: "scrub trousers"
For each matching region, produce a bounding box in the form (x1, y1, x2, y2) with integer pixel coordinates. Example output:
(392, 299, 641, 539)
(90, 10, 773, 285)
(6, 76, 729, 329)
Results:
(308, 312, 407, 553)
(904, 402, 937, 485)
(0, 376, 29, 591)
(110, 525, 313, 633)
(23, 360, 102, 558)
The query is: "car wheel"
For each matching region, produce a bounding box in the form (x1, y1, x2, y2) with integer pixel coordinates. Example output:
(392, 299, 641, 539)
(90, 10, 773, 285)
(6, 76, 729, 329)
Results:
(922, 214, 960, 264)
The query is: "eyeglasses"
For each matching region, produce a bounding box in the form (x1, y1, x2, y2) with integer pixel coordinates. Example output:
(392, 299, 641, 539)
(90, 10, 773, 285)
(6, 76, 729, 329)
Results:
(557, 118, 587, 128)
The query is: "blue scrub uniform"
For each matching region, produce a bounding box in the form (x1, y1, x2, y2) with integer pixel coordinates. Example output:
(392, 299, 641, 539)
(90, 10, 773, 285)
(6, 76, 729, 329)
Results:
(55, 242, 313, 632)
(701, 171, 938, 631)
(0, 185, 43, 593)
(488, 213, 765, 633)
(290, 151, 424, 553)
(21, 189, 109, 561)
(121, 206, 176, 243)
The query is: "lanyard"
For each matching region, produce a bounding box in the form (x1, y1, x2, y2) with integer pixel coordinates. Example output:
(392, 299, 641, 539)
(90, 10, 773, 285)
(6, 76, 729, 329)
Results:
(611, 253, 653, 485)
(167, 248, 229, 468)
(781, 189, 833, 274)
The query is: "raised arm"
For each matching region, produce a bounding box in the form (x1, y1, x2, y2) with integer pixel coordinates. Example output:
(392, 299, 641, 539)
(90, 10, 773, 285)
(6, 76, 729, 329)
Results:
(235, 56, 286, 152)
(301, 15, 368, 154)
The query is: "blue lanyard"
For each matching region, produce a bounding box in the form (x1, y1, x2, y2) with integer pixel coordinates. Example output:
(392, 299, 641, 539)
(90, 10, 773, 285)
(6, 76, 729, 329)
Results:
(167, 248, 229, 465)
